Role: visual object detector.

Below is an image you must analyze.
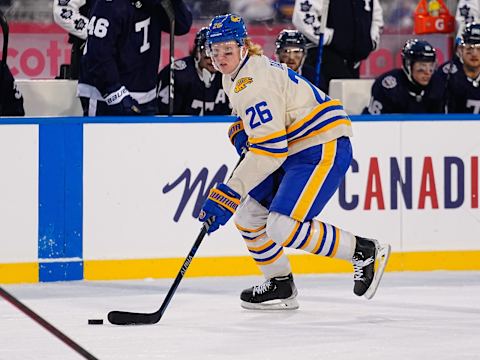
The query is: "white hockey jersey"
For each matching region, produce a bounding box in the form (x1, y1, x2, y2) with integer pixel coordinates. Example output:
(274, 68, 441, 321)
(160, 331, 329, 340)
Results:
(53, 0, 88, 40)
(456, 0, 480, 36)
(223, 55, 352, 198)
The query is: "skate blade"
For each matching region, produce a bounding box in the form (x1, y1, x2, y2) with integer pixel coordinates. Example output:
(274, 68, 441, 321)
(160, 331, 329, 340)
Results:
(364, 241, 391, 300)
(241, 297, 299, 310)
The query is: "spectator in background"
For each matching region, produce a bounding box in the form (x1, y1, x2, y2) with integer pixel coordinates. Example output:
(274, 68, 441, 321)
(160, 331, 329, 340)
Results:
(292, 0, 383, 93)
(53, 0, 91, 79)
(363, 39, 439, 115)
(456, 0, 479, 35)
(77, 0, 192, 116)
(274, 29, 317, 84)
(0, 63, 25, 116)
(157, 27, 231, 115)
(430, 22, 480, 114)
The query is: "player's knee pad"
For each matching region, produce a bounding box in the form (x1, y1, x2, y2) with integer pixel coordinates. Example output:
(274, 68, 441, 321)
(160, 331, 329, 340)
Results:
(266, 212, 303, 248)
(234, 196, 269, 235)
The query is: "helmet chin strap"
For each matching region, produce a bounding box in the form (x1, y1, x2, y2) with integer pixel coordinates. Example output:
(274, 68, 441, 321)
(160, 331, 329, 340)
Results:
(229, 46, 248, 77)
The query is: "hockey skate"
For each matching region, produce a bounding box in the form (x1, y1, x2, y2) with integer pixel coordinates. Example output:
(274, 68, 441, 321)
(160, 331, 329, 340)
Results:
(240, 273, 299, 310)
(352, 237, 391, 300)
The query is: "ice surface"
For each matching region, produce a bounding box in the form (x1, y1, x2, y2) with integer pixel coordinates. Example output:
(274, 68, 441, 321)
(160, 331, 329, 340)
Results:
(1, 271, 479, 360)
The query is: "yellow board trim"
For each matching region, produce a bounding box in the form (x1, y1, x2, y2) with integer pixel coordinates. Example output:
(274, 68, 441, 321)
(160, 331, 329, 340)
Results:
(82, 250, 480, 281)
(2, 251, 480, 283)
(0, 262, 38, 284)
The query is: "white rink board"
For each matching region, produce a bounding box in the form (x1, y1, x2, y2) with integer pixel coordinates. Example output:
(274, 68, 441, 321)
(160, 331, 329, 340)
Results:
(0, 125, 38, 262)
(83, 120, 480, 260)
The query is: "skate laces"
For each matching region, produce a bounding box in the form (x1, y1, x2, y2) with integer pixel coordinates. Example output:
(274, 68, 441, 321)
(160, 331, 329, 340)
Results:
(252, 280, 272, 296)
(352, 256, 375, 281)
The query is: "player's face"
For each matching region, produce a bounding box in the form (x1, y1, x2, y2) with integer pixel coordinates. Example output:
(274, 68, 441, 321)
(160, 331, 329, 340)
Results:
(276, 46, 305, 72)
(411, 61, 435, 86)
(209, 41, 243, 74)
(460, 44, 480, 69)
(198, 49, 216, 73)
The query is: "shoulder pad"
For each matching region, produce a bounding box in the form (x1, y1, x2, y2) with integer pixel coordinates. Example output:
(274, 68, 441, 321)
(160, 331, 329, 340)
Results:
(173, 60, 187, 71)
(442, 62, 458, 74)
(381, 75, 397, 89)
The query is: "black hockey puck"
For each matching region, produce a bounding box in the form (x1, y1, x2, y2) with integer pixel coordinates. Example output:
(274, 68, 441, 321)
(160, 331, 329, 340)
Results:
(88, 319, 104, 325)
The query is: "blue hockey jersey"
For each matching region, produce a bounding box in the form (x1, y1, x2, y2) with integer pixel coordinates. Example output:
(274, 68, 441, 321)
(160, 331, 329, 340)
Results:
(157, 56, 230, 115)
(78, 0, 192, 104)
(363, 68, 440, 114)
(429, 58, 480, 114)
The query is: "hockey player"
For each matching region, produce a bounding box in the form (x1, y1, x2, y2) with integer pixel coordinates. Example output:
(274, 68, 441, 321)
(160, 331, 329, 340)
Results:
(363, 39, 439, 114)
(53, 0, 91, 79)
(77, 0, 192, 116)
(198, 14, 391, 310)
(430, 23, 480, 114)
(157, 27, 231, 115)
(292, 0, 384, 93)
(274, 29, 317, 85)
(0, 63, 25, 116)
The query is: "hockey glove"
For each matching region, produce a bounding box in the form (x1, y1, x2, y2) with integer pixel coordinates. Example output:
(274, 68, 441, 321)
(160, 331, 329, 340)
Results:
(104, 86, 141, 115)
(199, 183, 241, 234)
(228, 118, 248, 156)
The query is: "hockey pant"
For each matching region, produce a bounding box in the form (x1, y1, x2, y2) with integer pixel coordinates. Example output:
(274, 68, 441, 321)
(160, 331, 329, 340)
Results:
(234, 137, 356, 278)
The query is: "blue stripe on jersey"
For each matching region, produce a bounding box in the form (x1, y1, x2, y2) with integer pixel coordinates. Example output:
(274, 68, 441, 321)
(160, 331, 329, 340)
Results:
(256, 247, 283, 263)
(294, 115, 348, 140)
(315, 222, 328, 255)
(255, 134, 288, 144)
(296, 222, 311, 249)
(325, 224, 337, 256)
(249, 143, 288, 154)
(287, 105, 344, 140)
(249, 242, 277, 255)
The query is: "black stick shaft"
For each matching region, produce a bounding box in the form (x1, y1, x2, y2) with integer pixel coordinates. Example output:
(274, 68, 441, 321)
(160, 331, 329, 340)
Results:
(0, 287, 99, 360)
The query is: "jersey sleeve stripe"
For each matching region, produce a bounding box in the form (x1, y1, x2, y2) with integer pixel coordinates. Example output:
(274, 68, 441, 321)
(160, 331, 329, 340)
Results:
(287, 99, 343, 134)
(288, 118, 351, 146)
(248, 129, 287, 144)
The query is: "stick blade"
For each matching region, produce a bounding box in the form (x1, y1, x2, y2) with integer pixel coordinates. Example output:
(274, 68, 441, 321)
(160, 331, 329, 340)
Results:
(107, 311, 161, 325)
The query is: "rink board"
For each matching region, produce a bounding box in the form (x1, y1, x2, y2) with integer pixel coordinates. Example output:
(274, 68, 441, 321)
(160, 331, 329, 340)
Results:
(0, 115, 479, 283)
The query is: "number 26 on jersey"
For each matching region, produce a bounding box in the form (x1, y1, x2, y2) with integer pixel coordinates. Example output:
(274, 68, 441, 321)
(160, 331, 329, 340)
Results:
(246, 101, 273, 129)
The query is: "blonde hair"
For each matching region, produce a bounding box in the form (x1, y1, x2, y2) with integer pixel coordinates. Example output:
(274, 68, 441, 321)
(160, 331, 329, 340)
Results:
(245, 38, 263, 56)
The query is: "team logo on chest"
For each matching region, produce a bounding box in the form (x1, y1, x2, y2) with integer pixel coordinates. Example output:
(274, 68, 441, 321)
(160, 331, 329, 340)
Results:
(234, 77, 253, 93)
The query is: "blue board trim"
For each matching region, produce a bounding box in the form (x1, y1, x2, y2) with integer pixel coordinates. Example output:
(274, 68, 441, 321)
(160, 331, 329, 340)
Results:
(38, 124, 83, 282)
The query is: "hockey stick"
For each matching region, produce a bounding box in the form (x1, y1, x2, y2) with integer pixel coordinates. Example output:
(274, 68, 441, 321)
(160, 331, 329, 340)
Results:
(314, 0, 329, 88)
(108, 153, 246, 325)
(0, 287, 99, 360)
(0, 9, 9, 114)
(160, 0, 175, 115)
(107, 217, 214, 325)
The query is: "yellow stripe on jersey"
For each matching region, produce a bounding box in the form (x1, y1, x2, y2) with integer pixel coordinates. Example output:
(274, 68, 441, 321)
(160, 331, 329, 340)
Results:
(329, 227, 341, 257)
(255, 249, 284, 265)
(247, 239, 276, 252)
(299, 222, 315, 250)
(288, 119, 351, 147)
(281, 221, 301, 247)
(286, 99, 343, 135)
(235, 223, 266, 233)
(248, 129, 287, 144)
(291, 140, 336, 220)
(250, 147, 288, 158)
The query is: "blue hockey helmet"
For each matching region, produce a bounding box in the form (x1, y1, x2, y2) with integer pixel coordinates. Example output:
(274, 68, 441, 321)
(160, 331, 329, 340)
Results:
(275, 30, 307, 52)
(401, 39, 436, 85)
(194, 27, 209, 51)
(458, 22, 480, 46)
(206, 14, 247, 47)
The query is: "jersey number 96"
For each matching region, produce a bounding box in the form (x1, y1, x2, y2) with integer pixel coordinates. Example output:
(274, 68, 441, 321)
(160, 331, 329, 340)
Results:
(246, 101, 273, 129)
